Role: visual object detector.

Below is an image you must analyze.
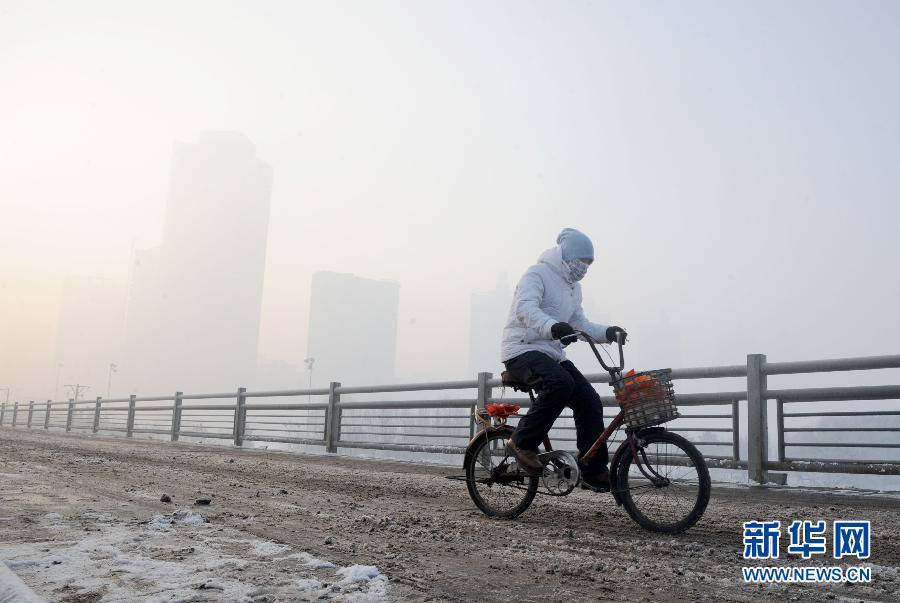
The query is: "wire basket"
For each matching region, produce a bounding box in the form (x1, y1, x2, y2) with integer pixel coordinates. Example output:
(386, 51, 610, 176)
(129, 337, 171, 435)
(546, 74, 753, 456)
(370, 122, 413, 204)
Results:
(613, 368, 679, 430)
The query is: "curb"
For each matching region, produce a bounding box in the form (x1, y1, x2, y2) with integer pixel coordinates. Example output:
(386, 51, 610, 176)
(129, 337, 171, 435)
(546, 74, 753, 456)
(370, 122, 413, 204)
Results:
(0, 562, 44, 603)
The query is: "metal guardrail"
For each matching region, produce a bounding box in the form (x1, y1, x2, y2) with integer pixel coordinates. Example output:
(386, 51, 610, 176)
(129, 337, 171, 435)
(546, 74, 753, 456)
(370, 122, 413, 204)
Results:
(2, 353, 899, 483)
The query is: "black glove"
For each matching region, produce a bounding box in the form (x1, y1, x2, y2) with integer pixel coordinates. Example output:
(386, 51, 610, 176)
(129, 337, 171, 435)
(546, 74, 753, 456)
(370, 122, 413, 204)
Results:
(551, 322, 577, 346)
(606, 326, 627, 344)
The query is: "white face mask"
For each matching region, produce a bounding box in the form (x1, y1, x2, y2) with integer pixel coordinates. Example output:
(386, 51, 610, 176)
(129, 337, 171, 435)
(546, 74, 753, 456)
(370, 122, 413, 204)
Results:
(565, 258, 589, 282)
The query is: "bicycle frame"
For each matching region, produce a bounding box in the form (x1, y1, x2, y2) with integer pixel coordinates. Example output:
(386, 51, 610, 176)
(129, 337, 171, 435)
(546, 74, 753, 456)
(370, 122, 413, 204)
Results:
(482, 403, 668, 495)
(534, 331, 671, 487)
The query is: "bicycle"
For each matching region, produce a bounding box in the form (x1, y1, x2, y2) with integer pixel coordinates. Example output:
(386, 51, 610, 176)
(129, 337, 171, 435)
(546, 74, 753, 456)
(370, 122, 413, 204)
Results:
(458, 332, 710, 533)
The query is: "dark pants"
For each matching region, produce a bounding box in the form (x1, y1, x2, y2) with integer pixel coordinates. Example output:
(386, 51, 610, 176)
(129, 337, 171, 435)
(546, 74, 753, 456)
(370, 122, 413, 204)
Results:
(504, 351, 609, 475)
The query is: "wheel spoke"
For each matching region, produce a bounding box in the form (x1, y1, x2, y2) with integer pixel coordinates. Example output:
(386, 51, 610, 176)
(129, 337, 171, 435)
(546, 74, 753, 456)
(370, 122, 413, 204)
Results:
(619, 432, 709, 532)
(466, 432, 537, 518)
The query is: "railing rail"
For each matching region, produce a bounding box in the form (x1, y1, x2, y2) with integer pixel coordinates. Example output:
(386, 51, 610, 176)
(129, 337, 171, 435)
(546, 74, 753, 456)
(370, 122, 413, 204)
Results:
(2, 353, 899, 483)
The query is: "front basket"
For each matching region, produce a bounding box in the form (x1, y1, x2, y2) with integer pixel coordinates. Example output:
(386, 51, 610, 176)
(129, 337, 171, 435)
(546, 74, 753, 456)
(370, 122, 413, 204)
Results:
(613, 368, 679, 430)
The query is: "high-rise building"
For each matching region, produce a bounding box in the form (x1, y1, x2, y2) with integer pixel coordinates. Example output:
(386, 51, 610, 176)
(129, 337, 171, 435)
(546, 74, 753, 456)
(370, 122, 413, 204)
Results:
(122, 132, 272, 394)
(306, 271, 400, 386)
(468, 274, 511, 375)
(55, 276, 127, 398)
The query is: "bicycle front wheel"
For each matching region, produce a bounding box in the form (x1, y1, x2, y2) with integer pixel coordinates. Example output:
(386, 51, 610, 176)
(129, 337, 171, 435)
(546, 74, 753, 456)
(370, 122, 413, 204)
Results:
(464, 429, 538, 519)
(616, 430, 710, 533)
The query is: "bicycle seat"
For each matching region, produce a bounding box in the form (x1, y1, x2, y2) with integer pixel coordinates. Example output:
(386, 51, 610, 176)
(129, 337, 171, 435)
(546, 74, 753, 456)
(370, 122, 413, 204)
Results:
(501, 371, 533, 393)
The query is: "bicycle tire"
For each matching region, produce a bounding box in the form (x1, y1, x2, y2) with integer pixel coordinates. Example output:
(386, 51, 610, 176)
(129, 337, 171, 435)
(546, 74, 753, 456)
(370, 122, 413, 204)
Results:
(615, 430, 710, 533)
(464, 429, 538, 519)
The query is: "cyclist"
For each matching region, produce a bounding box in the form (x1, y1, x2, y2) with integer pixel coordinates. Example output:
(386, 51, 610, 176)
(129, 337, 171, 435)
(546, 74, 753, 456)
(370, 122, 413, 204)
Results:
(500, 228, 626, 490)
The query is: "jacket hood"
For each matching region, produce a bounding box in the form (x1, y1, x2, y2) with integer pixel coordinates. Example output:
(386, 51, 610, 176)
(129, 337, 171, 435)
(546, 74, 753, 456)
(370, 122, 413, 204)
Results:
(537, 246, 569, 281)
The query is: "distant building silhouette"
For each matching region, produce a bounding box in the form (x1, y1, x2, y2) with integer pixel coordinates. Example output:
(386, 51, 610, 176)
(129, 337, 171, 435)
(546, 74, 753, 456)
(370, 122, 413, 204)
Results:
(468, 274, 511, 375)
(55, 276, 127, 397)
(306, 272, 400, 386)
(122, 132, 272, 393)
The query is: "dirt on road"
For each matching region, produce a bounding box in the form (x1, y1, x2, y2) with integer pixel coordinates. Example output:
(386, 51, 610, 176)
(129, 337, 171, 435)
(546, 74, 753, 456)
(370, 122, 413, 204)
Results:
(1, 428, 898, 602)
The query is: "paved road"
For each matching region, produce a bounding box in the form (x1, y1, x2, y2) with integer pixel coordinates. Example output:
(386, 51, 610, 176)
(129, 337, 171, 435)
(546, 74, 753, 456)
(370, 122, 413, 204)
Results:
(1, 429, 898, 602)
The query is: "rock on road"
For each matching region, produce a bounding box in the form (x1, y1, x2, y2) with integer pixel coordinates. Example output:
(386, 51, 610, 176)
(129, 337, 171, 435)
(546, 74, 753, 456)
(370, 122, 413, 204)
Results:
(1, 429, 899, 602)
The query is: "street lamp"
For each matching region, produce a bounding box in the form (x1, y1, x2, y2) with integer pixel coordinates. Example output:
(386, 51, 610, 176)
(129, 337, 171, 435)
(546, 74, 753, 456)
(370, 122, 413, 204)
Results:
(303, 357, 315, 402)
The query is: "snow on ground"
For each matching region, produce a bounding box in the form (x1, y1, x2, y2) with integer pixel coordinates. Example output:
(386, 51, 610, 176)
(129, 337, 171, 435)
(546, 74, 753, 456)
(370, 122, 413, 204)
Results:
(1, 509, 389, 602)
(3, 429, 899, 602)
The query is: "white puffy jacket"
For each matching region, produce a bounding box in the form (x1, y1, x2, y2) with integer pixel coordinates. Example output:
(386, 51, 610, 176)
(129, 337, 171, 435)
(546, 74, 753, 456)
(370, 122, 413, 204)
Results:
(500, 246, 611, 363)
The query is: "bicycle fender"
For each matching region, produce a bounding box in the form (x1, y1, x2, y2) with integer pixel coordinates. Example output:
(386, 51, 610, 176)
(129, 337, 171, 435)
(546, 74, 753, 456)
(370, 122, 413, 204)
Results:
(463, 425, 515, 467)
(608, 428, 666, 506)
(635, 426, 666, 439)
(609, 441, 628, 506)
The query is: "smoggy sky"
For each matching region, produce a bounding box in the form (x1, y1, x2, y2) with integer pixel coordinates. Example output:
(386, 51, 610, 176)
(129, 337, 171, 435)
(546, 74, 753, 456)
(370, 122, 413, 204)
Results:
(2, 1, 900, 399)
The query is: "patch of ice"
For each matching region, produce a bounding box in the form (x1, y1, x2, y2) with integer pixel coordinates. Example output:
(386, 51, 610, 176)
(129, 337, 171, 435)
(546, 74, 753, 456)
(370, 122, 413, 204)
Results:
(146, 515, 172, 531)
(335, 564, 389, 598)
(148, 509, 204, 530)
(180, 512, 204, 526)
(296, 578, 323, 591)
(287, 551, 335, 569)
(252, 540, 290, 556)
(337, 565, 381, 584)
(2, 510, 386, 602)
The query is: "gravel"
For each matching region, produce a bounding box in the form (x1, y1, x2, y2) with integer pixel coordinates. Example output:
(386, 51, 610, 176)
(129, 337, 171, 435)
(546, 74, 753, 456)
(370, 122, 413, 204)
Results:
(1, 428, 898, 602)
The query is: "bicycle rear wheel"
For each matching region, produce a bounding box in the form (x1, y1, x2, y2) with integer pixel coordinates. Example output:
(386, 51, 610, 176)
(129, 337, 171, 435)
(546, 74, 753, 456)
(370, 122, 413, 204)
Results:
(615, 430, 710, 533)
(464, 429, 538, 519)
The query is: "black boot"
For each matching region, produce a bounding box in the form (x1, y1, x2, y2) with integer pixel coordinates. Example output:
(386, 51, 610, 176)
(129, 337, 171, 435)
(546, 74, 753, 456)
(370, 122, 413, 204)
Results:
(581, 470, 611, 492)
(505, 440, 544, 476)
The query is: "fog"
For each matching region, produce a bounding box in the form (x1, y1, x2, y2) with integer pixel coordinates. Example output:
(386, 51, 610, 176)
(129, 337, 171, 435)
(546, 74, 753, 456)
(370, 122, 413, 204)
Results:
(2, 1, 900, 403)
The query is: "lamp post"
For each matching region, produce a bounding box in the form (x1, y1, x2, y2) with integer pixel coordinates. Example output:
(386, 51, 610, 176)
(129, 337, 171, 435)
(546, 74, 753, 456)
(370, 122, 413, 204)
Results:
(64, 384, 89, 403)
(303, 357, 315, 402)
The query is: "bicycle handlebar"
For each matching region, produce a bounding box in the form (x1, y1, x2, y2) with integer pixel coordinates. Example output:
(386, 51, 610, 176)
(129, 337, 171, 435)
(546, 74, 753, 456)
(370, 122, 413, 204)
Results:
(568, 330, 625, 375)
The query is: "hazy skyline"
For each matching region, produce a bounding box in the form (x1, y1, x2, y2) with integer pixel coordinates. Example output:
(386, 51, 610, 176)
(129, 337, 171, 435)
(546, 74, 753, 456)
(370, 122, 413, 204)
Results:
(3, 1, 900, 400)
(307, 271, 400, 386)
(120, 132, 272, 394)
(468, 276, 510, 376)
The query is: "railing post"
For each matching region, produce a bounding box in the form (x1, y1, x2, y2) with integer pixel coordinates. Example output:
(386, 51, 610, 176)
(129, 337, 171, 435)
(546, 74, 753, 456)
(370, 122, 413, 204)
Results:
(776, 398, 785, 462)
(233, 387, 246, 446)
(65, 398, 74, 432)
(93, 397, 102, 433)
(746, 354, 768, 484)
(171, 391, 183, 442)
(44, 400, 51, 429)
(0, 402, 5, 426)
(474, 372, 493, 438)
(27, 401, 34, 428)
(12, 402, 18, 427)
(731, 400, 740, 461)
(126, 394, 136, 437)
(325, 382, 341, 453)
